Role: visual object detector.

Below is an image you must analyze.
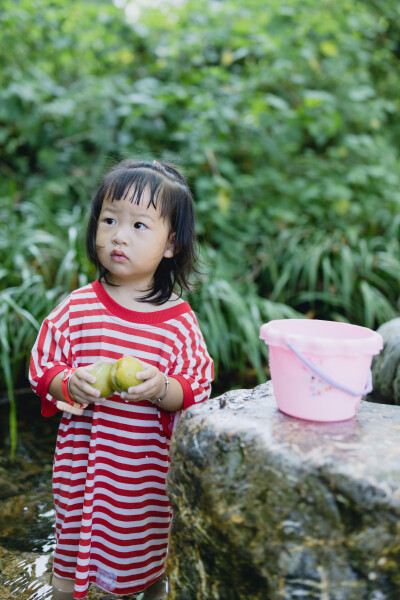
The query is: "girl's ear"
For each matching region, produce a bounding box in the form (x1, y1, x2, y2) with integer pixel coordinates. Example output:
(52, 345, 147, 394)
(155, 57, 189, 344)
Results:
(163, 233, 176, 259)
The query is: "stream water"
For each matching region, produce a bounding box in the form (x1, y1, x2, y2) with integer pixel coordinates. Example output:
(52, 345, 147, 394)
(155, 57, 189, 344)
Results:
(0, 392, 58, 600)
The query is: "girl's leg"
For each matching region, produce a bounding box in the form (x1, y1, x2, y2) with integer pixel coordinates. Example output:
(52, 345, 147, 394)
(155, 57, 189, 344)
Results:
(142, 575, 168, 600)
(52, 574, 75, 600)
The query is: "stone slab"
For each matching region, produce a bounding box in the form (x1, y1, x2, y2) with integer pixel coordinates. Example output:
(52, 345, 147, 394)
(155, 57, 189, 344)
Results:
(166, 382, 400, 600)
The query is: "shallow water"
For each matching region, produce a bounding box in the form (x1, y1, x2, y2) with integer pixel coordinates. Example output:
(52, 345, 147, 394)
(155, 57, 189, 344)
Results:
(0, 551, 53, 600)
(0, 391, 58, 599)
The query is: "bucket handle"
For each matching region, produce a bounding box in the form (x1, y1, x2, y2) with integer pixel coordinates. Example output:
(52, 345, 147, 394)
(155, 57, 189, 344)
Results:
(286, 341, 373, 397)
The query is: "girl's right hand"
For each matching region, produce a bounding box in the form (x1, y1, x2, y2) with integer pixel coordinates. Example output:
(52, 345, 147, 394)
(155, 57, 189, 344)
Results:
(68, 360, 112, 405)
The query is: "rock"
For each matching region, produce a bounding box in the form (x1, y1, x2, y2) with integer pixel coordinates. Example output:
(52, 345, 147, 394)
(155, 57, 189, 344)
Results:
(0, 476, 18, 499)
(166, 382, 400, 600)
(368, 318, 400, 405)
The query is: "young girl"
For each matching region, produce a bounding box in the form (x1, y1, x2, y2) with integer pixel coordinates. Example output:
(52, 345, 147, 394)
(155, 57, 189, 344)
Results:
(29, 159, 213, 600)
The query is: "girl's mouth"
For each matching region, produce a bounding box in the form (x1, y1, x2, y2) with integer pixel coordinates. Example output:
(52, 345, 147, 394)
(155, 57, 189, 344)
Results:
(111, 250, 128, 262)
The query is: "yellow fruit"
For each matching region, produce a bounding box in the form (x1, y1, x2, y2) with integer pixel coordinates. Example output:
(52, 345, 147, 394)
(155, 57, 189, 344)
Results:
(90, 363, 114, 398)
(110, 357, 143, 393)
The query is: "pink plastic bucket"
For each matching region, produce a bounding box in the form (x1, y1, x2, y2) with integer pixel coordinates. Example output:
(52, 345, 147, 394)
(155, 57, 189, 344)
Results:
(260, 319, 383, 422)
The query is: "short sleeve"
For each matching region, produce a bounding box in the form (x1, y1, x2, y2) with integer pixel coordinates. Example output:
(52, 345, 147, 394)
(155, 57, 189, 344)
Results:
(169, 310, 213, 410)
(29, 297, 72, 417)
(159, 310, 214, 438)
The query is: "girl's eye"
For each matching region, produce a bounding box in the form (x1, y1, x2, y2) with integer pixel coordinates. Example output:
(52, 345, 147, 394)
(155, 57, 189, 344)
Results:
(104, 217, 115, 225)
(134, 222, 146, 230)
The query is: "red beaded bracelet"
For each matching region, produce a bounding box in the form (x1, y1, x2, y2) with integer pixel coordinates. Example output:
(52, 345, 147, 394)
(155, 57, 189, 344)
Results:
(61, 368, 77, 406)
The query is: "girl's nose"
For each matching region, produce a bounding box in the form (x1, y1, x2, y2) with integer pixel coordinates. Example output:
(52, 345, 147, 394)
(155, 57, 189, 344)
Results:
(112, 226, 128, 245)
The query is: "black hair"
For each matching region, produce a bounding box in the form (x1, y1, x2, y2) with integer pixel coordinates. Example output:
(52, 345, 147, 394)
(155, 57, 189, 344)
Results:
(86, 159, 197, 305)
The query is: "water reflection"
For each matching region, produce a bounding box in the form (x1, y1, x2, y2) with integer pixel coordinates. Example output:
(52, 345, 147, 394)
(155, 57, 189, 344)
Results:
(0, 392, 58, 600)
(0, 553, 53, 600)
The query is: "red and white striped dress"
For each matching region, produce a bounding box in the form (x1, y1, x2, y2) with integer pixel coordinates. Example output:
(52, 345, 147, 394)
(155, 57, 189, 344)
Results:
(29, 280, 213, 599)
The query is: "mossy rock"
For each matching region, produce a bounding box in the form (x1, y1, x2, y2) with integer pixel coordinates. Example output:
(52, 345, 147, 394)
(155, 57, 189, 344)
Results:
(369, 318, 400, 405)
(167, 383, 400, 600)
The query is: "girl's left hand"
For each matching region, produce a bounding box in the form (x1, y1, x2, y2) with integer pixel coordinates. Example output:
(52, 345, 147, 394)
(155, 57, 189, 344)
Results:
(120, 361, 167, 404)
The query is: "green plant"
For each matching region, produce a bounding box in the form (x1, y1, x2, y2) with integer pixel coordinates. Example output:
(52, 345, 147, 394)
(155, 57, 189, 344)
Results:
(187, 245, 302, 382)
(0, 198, 91, 457)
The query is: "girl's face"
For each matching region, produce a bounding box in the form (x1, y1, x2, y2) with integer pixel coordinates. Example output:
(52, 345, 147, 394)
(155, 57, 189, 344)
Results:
(96, 186, 174, 290)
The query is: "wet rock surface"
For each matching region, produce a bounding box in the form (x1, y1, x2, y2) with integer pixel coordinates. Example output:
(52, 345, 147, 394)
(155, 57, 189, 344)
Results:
(369, 318, 400, 405)
(167, 382, 400, 600)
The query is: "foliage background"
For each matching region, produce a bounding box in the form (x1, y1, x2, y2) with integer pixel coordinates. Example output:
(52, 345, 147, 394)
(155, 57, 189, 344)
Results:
(1, 0, 400, 446)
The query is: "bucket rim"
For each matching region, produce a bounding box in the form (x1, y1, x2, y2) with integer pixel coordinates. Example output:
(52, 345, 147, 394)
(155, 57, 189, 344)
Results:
(260, 318, 383, 356)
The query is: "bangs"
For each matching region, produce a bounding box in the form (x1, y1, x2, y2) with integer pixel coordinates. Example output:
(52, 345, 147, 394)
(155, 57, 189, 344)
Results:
(101, 167, 184, 219)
